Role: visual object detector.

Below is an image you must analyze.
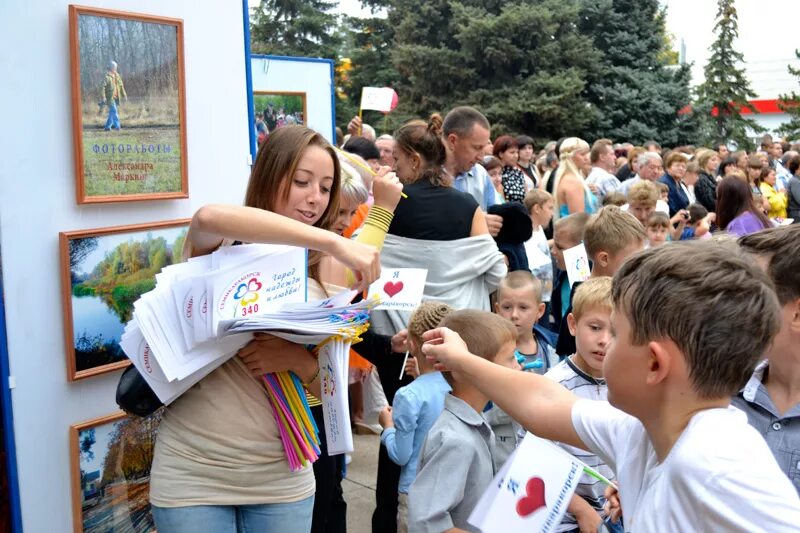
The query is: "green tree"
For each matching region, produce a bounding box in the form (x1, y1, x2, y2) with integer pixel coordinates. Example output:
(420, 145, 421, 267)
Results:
(579, 0, 698, 145)
(695, 0, 760, 149)
(389, 0, 601, 141)
(250, 0, 341, 59)
(778, 49, 800, 139)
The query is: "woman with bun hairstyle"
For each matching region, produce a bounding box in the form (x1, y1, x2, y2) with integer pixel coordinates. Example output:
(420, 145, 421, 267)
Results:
(149, 126, 385, 533)
(362, 115, 506, 532)
(550, 137, 597, 220)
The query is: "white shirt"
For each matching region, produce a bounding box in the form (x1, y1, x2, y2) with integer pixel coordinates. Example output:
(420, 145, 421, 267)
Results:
(571, 400, 800, 532)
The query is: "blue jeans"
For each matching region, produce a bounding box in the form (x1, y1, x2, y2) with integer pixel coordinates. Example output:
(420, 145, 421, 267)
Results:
(151, 496, 315, 533)
(104, 101, 120, 130)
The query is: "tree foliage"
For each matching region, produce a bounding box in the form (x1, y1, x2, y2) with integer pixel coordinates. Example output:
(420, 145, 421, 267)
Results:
(695, 0, 760, 149)
(578, 0, 697, 145)
(388, 0, 600, 141)
(778, 49, 800, 139)
(250, 0, 341, 58)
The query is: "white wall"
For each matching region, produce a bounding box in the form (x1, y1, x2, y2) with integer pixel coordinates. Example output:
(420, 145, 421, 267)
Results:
(0, 1, 251, 530)
(251, 55, 336, 143)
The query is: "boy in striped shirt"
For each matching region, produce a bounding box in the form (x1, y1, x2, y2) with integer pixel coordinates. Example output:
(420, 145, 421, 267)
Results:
(545, 277, 621, 532)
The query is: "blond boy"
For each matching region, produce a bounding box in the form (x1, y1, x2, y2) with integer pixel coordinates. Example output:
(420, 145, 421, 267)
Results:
(423, 242, 800, 531)
(556, 206, 645, 356)
(547, 277, 618, 532)
(523, 189, 555, 321)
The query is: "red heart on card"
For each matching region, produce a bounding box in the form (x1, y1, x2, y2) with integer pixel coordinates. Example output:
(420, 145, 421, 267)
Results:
(383, 281, 404, 298)
(516, 477, 546, 517)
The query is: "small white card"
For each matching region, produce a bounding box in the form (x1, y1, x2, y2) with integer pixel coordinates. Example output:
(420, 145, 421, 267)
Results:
(562, 243, 591, 287)
(468, 433, 584, 533)
(367, 268, 427, 310)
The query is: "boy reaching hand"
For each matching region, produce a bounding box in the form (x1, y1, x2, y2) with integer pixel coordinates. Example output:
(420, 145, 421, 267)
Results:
(422, 242, 800, 531)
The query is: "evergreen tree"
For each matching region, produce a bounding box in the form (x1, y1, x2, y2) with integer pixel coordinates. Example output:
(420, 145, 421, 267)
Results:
(579, 0, 697, 145)
(250, 0, 341, 59)
(389, 0, 601, 140)
(777, 49, 800, 139)
(695, 0, 760, 149)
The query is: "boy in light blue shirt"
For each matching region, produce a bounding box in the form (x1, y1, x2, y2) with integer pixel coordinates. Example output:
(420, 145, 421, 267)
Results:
(378, 302, 454, 533)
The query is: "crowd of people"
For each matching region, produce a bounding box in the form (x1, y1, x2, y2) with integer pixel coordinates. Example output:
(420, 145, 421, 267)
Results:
(149, 106, 800, 533)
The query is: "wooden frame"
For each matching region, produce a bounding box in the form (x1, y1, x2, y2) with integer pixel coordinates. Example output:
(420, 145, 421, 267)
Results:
(70, 411, 159, 532)
(69, 5, 189, 204)
(253, 90, 308, 139)
(60, 219, 191, 381)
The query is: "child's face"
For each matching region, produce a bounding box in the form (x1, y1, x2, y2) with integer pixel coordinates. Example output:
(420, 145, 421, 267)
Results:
(605, 240, 645, 275)
(603, 309, 650, 414)
(552, 229, 577, 270)
(492, 340, 522, 371)
(332, 198, 361, 235)
(531, 200, 555, 227)
(628, 201, 655, 226)
(568, 307, 611, 376)
(660, 190, 669, 202)
(488, 166, 502, 189)
(495, 286, 545, 338)
(646, 225, 667, 247)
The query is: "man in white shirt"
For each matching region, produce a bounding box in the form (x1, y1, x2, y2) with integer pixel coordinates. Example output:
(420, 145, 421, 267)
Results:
(585, 140, 621, 201)
(421, 243, 800, 532)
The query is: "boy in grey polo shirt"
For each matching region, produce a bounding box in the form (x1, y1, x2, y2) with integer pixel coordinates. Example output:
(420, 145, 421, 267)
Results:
(733, 225, 800, 494)
(408, 310, 520, 533)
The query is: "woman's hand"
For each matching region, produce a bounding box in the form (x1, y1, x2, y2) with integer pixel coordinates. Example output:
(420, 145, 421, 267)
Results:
(237, 333, 317, 382)
(372, 167, 404, 212)
(328, 236, 381, 291)
(421, 327, 471, 372)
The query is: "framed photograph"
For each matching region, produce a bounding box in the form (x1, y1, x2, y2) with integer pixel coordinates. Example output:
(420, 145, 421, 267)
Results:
(60, 219, 190, 381)
(68, 5, 188, 204)
(253, 91, 307, 146)
(70, 411, 161, 532)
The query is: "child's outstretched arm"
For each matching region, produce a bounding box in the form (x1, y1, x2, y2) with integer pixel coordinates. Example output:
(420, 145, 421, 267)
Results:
(189, 204, 380, 290)
(422, 327, 586, 450)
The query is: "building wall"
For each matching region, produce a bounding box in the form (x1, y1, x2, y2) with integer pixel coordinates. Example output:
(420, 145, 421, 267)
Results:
(0, 1, 251, 530)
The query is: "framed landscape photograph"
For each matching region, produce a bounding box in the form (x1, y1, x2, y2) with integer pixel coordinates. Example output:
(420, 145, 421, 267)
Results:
(69, 5, 188, 203)
(254, 91, 307, 146)
(70, 411, 161, 533)
(60, 219, 190, 381)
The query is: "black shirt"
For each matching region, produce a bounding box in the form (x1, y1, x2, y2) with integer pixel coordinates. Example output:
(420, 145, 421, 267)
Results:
(388, 180, 479, 240)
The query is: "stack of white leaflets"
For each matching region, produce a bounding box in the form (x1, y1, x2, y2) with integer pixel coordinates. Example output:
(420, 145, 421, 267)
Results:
(120, 243, 308, 404)
(120, 243, 375, 455)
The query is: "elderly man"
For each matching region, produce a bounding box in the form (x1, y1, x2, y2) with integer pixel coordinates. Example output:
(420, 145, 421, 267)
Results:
(375, 134, 396, 167)
(101, 60, 126, 131)
(441, 106, 502, 235)
(620, 151, 663, 195)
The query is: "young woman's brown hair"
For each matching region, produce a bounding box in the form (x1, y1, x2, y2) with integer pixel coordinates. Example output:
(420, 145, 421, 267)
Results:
(394, 114, 448, 186)
(244, 126, 342, 279)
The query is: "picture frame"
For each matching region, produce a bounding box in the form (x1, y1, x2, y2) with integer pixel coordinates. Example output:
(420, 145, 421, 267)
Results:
(70, 411, 161, 532)
(253, 91, 307, 147)
(59, 219, 190, 381)
(68, 5, 189, 204)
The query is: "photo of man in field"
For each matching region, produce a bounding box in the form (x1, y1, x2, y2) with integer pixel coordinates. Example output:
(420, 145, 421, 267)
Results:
(72, 9, 187, 201)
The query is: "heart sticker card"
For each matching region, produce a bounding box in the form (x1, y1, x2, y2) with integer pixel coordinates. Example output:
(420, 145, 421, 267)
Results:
(368, 268, 427, 310)
(468, 433, 583, 533)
